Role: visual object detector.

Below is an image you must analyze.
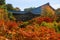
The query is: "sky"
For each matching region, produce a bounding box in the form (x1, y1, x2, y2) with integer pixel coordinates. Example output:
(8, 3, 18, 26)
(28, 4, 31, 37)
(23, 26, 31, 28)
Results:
(6, 0, 60, 11)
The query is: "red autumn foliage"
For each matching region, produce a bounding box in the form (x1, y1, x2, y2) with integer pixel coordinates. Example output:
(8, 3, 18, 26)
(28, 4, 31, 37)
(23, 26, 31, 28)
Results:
(35, 17, 53, 24)
(19, 26, 60, 40)
(5, 20, 18, 28)
(0, 20, 4, 27)
(0, 16, 59, 40)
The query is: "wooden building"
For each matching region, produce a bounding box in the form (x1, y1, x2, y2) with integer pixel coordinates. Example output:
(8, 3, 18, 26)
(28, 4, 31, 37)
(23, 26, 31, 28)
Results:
(9, 3, 55, 21)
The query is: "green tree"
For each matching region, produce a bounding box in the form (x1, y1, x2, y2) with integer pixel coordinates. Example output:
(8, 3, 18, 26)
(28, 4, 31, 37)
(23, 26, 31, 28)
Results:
(0, 0, 8, 21)
(13, 7, 21, 11)
(6, 4, 13, 11)
(24, 7, 35, 12)
(0, 0, 5, 5)
(8, 12, 16, 20)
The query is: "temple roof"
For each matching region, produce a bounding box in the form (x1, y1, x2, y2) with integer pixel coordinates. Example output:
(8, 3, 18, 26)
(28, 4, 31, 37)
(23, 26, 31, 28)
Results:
(8, 3, 55, 14)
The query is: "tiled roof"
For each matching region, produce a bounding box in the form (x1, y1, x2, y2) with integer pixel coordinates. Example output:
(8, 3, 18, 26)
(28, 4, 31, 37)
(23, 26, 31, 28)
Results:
(8, 11, 27, 14)
(31, 7, 42, 14)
